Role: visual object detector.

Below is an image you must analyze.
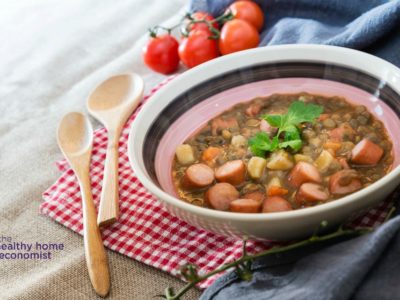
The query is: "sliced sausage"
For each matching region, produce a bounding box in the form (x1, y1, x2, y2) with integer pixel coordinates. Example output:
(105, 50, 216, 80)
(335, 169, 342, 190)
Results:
(211, 117, 239, 136)
(329, 127, 344, 142)
(338, 157, 350, 169)
(351, 139, 384, 165)
(230, 198, 262, 213)
(242, 191, 265, 202)
(329, 169, 362, 195)
(245, 103, 262, 117)
(205, 183, 239, 211)
(329, 124, 355, 142)
(262, 196, 293, 213)
(287, 162, 322, 187)
(181, 163, 214, 189)
(296, 183, 329, 204)
(259, 119, 277, 136)
(215, 160, 246, 186)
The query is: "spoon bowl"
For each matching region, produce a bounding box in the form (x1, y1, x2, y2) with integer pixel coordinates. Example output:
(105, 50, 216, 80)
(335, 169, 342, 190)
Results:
(88, 73, 144, 126)
(57, 112, 93, 159)
(87, 73, 144, 226)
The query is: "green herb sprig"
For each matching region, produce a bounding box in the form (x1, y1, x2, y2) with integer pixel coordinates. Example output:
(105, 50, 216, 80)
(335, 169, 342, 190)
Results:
(157, 223, 372, 300)
(157, 206, 396, 300)
(249, 101, 323, 156)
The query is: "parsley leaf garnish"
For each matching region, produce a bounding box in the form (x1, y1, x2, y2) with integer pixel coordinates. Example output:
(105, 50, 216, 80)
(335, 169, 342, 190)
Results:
(249, 133, 279, 157)
(279, 126, 303, 151)
(249, 101, 323, 156)
(283, 101, 323, 127)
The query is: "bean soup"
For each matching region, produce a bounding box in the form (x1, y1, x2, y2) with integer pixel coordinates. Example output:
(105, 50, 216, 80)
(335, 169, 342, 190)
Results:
(172, 93, 393, 213)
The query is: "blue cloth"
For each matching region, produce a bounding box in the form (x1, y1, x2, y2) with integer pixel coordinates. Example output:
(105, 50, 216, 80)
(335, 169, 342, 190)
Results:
(191, 0, 400, 66)
(199, 214, 400, 300)
(189, 1, 400, 299)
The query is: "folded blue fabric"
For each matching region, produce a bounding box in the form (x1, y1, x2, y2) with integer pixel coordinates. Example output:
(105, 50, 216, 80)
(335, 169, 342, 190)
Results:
(189, 0, 400, 299)
(191, 0, 400, 66)
(199, 214, 400, 300)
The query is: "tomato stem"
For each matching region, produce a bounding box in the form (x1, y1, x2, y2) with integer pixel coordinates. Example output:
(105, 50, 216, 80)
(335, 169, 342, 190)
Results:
(148, 23, 182, 37)
(148, 11, 234, 39)
(185, 11, 234, 40)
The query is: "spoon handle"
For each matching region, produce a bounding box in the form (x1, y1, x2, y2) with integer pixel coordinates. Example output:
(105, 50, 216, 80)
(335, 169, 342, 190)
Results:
(78, 169, 111, 297)
(97, 130, 120, 226)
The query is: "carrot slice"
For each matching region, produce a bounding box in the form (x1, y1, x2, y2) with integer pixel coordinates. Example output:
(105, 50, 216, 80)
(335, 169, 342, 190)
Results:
(318, 114, 330, 121)
(323, 141, 342, 153)
(201, 147, 222, 166)
(267, 185, 289, 197)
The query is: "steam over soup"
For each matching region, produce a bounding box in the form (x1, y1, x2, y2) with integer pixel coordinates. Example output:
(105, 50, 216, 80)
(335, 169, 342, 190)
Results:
(172, 93, 393, 213)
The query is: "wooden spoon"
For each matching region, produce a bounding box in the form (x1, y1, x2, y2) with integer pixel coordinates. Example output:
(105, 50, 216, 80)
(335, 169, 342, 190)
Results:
(87, 73, 144, 227)
(57, 112, 110, 297)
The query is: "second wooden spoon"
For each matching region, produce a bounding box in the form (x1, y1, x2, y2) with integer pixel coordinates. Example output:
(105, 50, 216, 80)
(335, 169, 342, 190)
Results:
(87, 73, 144, 226)
(57, 112, 110, 297)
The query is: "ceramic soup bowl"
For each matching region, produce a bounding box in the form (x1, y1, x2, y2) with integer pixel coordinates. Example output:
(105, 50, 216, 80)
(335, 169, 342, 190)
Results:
(128, 45, 400, 240)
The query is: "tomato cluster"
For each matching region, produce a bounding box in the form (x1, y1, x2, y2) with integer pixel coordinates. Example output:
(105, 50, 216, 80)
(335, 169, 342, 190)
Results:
(143, 1, 264, 74)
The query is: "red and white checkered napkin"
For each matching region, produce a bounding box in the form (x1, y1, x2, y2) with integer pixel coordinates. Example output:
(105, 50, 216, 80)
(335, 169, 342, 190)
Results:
(40, 78, 394, 289)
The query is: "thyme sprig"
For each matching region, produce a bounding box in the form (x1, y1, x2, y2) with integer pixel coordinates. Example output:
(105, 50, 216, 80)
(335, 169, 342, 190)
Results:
(157, 221, 377, 300)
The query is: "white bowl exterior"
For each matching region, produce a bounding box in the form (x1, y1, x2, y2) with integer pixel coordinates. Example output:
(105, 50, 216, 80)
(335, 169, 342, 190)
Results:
(129, 45, 400, 240)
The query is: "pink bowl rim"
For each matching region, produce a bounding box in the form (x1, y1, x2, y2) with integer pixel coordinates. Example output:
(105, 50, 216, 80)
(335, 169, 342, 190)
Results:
(156, 77, 400, 197)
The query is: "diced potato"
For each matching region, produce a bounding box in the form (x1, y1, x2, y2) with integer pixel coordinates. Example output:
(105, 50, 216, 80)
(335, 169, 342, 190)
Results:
(266, 150, 294, 170)
(294, 154, 313, 163)
(315, 150, 334, 172)
(266, 177, 281, 189)
(247, 157, 267, 179)
(231, 135, 247, 148)
(175, 144, 195, 165)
